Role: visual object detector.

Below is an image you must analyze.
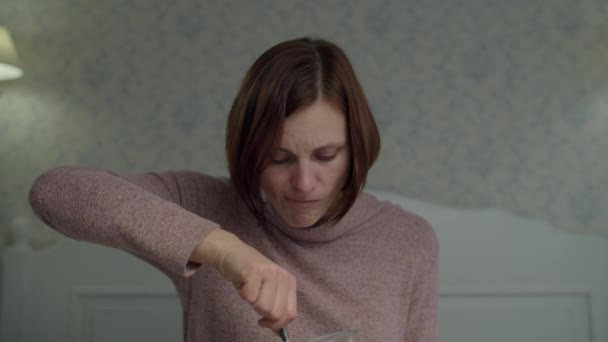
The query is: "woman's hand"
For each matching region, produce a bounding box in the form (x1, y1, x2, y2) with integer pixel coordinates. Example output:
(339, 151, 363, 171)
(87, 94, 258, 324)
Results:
(192, 229, 297, 331)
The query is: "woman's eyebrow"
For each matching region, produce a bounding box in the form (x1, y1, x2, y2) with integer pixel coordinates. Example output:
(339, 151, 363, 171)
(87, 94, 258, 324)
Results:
(276, 143, 346, 153)
(314, 144, 346, 152)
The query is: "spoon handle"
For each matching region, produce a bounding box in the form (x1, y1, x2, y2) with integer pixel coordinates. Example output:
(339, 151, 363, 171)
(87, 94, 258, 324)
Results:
(279, 328, 290, 342)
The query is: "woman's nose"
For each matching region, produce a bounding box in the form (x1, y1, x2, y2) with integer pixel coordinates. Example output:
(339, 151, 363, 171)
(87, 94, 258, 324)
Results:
(291, 162, 316, 193)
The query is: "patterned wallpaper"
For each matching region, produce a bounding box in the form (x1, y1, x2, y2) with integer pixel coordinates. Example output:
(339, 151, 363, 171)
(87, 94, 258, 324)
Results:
(1, 0, 607, 247)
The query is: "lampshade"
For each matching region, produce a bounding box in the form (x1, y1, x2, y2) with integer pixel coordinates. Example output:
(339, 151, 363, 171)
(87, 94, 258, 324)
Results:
(0, 26, 23, 80)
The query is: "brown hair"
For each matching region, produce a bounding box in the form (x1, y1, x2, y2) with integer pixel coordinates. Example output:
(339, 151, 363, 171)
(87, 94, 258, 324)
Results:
(226, 37, 380, 226)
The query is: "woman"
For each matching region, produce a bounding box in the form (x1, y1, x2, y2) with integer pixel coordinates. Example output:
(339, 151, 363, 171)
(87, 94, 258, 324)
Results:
(29, 37, 438, 341)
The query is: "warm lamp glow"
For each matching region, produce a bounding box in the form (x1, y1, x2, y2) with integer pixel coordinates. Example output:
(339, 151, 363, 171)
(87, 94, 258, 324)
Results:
(0, 26, 23, 80)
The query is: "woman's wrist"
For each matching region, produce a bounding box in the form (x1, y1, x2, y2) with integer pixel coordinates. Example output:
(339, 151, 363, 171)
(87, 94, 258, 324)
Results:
(190, 228, 242, 268)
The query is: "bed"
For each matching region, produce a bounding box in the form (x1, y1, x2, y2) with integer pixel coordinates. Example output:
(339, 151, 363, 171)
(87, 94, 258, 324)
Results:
(2, 190, 607, 342)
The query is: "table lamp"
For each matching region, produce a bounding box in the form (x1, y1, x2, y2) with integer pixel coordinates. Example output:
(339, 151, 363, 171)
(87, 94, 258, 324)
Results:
(0, 26, 23, 80)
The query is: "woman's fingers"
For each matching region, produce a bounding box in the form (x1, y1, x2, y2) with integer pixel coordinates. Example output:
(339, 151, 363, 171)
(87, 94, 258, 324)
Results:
(238, 271, 263, 304)
(253, 277, 278, 317)
(257, 272, 297, 331)
(286, 277, 297, 321)
(238, 266, 297, 331)
(268, 272, 289, 320)
(216, 236, 297, 332)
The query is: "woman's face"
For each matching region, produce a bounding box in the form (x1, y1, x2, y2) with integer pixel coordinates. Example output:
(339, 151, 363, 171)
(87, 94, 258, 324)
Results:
(260, 98, 350, 228)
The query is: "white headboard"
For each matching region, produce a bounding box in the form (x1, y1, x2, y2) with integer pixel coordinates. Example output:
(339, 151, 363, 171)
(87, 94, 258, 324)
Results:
(2, 190, 607, 342)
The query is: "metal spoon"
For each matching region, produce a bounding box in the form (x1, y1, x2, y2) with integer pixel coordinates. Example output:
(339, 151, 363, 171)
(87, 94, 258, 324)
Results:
(279, 328, 290, 342)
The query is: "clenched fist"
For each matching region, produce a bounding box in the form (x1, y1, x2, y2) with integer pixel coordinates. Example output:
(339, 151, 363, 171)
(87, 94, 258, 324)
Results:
(191, 228, 297, 331)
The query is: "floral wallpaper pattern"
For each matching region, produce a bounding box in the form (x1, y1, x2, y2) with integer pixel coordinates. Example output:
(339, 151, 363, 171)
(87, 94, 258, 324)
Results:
(1, 0, 607, 246)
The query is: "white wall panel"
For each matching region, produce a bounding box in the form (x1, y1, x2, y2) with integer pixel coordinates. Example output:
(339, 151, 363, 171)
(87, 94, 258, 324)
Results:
(70, 287, 181, 342)
(439, 293, 591, 342)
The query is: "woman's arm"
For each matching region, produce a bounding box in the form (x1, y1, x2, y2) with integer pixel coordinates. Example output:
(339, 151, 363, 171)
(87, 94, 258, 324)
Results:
(29, 165, 221, 277)
(29, 165, 298, 330)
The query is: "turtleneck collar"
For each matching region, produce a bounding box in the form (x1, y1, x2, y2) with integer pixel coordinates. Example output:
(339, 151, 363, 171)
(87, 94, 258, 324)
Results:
(263, 192, 384, 243)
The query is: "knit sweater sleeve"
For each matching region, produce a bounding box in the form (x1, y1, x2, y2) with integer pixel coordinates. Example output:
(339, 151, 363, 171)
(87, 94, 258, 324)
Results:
(28, 165, 225, 278)
(405, 219, 440, 342)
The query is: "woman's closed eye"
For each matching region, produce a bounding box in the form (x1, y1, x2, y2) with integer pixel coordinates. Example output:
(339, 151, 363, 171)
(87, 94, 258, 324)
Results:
(315, 154, 337, 162)
(270, 146, 343, 165)
(271, 156, 292, 164)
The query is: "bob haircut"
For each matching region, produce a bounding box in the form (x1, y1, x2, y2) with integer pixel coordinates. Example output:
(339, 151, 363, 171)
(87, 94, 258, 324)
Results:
(226, 37, 380, 226)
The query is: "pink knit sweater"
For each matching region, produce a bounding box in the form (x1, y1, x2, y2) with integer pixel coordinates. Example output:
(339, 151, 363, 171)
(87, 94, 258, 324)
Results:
(29, 166, 438, 342)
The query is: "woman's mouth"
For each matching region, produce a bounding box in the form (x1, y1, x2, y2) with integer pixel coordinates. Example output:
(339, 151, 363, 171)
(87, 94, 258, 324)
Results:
(286, 197, 319, 203)
(285, 198, 320, 208)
